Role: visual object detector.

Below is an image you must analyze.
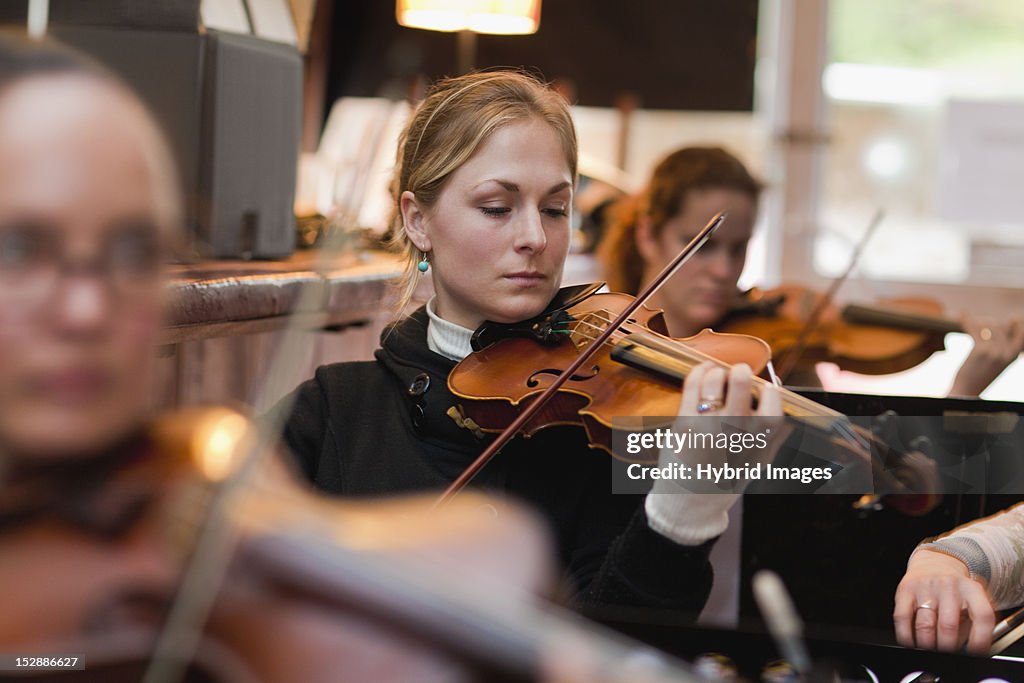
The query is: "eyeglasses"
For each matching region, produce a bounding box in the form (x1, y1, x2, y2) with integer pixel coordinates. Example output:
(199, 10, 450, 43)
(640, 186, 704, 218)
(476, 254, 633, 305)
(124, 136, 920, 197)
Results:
(0, 224, 165, 310)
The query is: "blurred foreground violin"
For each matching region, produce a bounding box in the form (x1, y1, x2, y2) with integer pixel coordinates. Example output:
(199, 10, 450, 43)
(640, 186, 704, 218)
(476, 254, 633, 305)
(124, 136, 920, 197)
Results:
(719, 285, 962, 379)
(442, 214, 940, 515)
(0, 407, 711, 683)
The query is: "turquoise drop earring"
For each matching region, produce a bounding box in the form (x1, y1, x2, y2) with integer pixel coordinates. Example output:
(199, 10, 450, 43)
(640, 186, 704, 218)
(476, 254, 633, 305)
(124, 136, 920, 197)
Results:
(418, 252, 430, 273)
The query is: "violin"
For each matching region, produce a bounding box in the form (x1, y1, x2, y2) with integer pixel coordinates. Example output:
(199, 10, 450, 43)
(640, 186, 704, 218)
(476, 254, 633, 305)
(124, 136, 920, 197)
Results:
(446, 285, 940, 516)
(718, 285, 962, 378)
(0, 407, 710, 683)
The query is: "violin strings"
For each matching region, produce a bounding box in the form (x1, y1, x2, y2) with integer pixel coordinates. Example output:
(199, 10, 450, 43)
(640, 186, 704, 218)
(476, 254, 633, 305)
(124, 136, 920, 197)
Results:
(571, 313, 767, 383)
(570, 316, 850, 414)
(567, 318, 633, 346)
(564, 315, 872, 455)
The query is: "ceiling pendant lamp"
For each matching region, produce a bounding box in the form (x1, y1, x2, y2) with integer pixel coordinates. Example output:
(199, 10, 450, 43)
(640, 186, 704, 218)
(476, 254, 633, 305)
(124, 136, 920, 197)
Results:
(395, 0, 541, 36)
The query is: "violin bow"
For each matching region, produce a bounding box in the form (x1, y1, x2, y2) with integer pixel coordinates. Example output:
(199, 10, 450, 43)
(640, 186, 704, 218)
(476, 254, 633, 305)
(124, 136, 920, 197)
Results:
(776, 208, 885, 382)
(435, 212, 727, 507)
(991, 604, 1024, 654)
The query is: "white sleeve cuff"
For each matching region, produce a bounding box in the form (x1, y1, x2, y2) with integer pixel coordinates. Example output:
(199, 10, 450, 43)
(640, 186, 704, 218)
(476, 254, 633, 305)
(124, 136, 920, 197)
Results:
(644, 491, 738, 545)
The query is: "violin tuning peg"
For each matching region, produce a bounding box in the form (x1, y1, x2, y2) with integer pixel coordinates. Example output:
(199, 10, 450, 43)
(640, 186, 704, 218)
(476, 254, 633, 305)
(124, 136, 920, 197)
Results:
(909, 435, 933, 459)
(871, 410, 905, 451)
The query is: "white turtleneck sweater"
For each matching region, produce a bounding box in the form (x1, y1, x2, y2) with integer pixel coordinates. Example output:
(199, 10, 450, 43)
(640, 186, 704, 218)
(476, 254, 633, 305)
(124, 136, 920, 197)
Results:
(425, 297, 475, 362)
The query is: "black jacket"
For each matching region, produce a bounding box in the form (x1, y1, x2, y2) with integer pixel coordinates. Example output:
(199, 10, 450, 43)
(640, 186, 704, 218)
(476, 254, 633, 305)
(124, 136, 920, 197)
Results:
(281, 307, 713, 612)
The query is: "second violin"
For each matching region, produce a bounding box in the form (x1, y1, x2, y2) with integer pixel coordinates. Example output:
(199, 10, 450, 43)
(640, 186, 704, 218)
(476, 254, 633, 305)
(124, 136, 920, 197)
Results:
(719, 284, 962, 378)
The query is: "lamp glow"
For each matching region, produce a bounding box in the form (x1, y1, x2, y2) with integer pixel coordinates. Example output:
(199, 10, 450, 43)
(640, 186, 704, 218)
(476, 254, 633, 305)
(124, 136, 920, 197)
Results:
(194, 413, 249, 481)
(396, 0, 541, 35)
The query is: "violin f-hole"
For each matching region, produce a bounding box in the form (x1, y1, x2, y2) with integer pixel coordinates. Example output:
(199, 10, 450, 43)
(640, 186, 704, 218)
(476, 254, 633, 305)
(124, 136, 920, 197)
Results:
(527, 366, 600, 387)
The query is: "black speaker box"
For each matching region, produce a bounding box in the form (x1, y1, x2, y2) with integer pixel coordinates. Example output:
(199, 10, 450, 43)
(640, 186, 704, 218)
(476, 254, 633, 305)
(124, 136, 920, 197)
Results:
(0, 2, 205, 41)
(46, 25, 301, 258)
(40, 0, 201, 31)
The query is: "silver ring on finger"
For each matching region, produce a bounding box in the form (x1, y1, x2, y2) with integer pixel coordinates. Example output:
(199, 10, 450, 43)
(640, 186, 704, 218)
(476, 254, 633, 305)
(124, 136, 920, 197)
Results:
(697, 398, 723, 414)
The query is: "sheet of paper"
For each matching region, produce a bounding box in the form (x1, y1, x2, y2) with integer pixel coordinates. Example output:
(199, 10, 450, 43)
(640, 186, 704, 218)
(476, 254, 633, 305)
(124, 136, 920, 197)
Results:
(246, 0, 298, 46)
(937, 99, 1024, 225)
(201, 0, 252, 34)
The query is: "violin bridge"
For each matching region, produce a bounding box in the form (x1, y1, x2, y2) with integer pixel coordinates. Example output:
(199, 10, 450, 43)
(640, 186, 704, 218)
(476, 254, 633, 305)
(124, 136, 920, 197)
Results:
(569, 309, 614, 352)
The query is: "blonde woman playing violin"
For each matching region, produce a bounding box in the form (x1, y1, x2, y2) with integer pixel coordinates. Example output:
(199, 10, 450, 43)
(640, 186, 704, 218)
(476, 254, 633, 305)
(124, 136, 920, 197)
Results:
(280, 71, 787, 613)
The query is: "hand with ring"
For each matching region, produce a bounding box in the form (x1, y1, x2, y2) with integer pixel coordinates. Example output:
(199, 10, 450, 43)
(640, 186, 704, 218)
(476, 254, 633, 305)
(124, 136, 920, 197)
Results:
(893, 548, 996, 654)
(949, 315, 1024, 397)
(679, 361, 781, 418)
(674, 362, 790, 489)
(642, 362, 790, 546)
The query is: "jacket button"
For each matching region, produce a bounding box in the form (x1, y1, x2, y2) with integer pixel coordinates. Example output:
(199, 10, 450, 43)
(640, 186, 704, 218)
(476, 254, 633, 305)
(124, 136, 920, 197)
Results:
(407, 373, 431, 396)
(411, 403, 425, 430)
